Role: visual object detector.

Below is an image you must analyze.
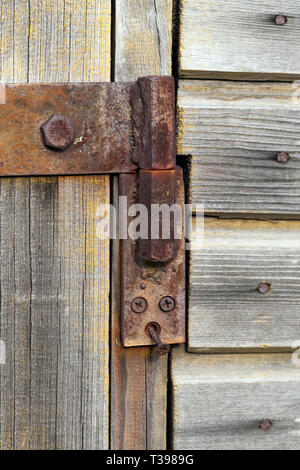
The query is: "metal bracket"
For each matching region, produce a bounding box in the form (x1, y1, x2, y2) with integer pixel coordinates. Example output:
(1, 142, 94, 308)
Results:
(0, 76, 185, 353)
(120, 168, 185, 352)
(120, 76, 186, 352)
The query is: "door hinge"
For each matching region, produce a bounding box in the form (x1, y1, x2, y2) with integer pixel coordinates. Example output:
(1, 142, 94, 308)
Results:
(0, 75, 185, 353)
(120, 77, 185, 353)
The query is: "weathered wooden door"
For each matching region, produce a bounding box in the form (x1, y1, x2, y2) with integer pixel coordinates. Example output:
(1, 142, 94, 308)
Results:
(1, 0, 300, 451)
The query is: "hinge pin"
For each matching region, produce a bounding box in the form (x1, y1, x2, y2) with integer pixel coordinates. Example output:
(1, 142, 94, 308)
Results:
(146, 323, 170, 356)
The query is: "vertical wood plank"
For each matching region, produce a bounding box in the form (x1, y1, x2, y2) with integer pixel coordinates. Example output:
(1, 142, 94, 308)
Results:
(115, 0, 172, 80)
(112, 0, 172, 450)
(0, 0, 29, 83)
(0, 179, 31, 449)
(0, 0, 111, 449)
(56, 176, 110, 450)
(29, 177, 59, 449)
(28, 0, 111, 82)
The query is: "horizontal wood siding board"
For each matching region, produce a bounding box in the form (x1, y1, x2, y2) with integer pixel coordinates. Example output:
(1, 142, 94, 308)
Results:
(179, 0, 300, 80)
(178, 80, 300, 217)
(112, 0, 172, 450)
(189, 218, 300, 352)
(171, 347, 300, 450)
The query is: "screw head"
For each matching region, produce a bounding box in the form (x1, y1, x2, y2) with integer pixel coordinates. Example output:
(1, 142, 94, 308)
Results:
(41, 114, 75, 150)
(259, 419, 272, 431)
(258, 283, 271, 295)
(275, 15, 287, 26)
(277, 152, 290, 164)
(159, 296, 175, 312)
(131, 297, 147, 313)
(157, 343, 171, 356)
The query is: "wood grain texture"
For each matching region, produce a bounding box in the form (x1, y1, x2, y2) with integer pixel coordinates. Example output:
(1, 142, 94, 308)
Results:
(56, 176, 110, 450)
(0, 1, 110, 449)
(111, 0, 172, 450)
(115, 0, 172, 81)
(189, 218, 300, 352)
(178, 80, 300, 217)
(179, 0, 300, 80)
(171, 346, 300, 450)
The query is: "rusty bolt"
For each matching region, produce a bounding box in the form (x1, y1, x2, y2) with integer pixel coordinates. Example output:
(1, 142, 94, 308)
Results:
(159, 296, 175, 312)
(259, 419, 272, 431)
(277, 152, 290, 164)
(258, 283, 271, 294)
(41, 114, 75, 150)
(131, 297, 147, 313)
(146, 323, 170, 356)
(275, 15, 287, 26)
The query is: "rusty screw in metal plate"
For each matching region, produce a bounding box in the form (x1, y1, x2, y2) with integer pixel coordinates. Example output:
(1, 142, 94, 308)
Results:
(258, 283, 271, 295)
(159, 296, 175, 312)
(277, 152, 290, 164)
(275, 14, 287, 25)
(146, 323, 170, 356)
(259, 419, 272, 431)
(41, 114, 75, 150)
(131, 297, 147, 313)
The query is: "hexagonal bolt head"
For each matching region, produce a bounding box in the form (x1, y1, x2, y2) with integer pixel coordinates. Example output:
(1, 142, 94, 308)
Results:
(41, 114, 75, 150)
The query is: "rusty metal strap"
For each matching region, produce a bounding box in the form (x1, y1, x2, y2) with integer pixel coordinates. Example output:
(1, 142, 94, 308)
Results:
(0, 76, 175, 176)
(0, 82, 135, 175)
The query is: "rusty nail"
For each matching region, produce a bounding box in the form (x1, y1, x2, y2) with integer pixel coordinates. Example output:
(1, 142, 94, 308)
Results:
(146, 323, 170, 356)
(277, 152, 290, 164)
(159, 296, 175, 312)
(258, 283, 271, 294)
(131, 297, 147, 314)
(259, 419, 272, 431)
(41, 114, 75, 150)
(140, 282, 147, 290)
(275, 15, 287, 25)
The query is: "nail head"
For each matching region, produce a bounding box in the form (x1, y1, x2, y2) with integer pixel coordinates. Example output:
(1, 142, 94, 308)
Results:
(275, 15, 287, 26)
(258, 283, 271, 295)
(277, 152, 290, 164)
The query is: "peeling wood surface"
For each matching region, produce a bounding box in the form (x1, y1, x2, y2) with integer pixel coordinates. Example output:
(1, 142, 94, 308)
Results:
(171, 346, 300, 450)
(189, 218, 300, 352)
(179, 0, 300, 80)
(178, 80, 300, 217)
(0, 0, 110, 449)
(110, 0, 173, 450)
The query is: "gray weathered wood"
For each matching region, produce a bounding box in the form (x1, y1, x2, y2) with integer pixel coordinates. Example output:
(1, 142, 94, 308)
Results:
(189, 218, 300, 352)
(115, 0, 172, 82)
(178, 80, 300, 217)
(0, 1, 110, 450)
(111, 0, 172, 450)
(55, 176, 110, 450)
(172, 346, 300, 450)
(179, 0, 300, 80)
(0, 178, 31, 449)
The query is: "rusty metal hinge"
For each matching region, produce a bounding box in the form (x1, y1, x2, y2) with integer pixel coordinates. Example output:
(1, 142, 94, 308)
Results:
(0, 76, 185, 354)
(120, 77, 185, 353)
